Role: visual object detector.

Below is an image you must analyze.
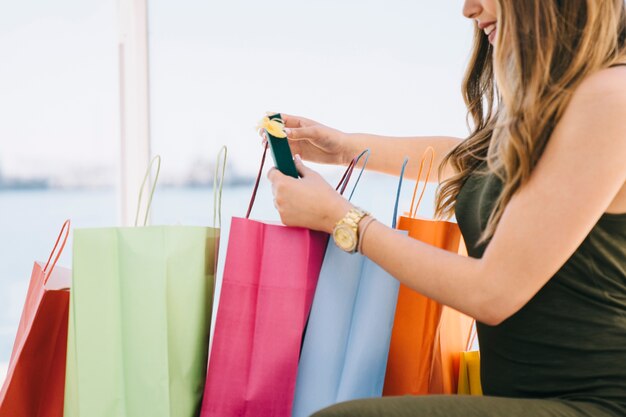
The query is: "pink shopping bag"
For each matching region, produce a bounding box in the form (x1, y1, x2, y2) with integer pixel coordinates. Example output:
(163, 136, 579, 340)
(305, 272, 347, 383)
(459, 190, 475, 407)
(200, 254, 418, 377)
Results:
(0, 221, 71, 417)
(201, 144, 359, 417)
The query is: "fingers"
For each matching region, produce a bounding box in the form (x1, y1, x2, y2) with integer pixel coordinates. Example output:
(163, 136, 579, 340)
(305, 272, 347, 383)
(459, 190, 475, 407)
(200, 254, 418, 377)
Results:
(267, 167, 281, 184)
(287, 141, 304, 159)
(282, 113, 314, 128)
(293, 154, 311, 178)
(267, 167, 289, 215)
(285, 126, 319, 141)
(268, 156, 310, 183)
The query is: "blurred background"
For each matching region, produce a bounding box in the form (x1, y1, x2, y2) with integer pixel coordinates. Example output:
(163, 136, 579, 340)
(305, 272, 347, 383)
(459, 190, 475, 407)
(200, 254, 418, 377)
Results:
(0, 0, 473, 381)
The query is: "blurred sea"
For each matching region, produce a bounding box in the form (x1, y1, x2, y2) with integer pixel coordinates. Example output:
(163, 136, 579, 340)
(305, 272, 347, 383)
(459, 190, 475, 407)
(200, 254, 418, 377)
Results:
(0, 169, 438, 383)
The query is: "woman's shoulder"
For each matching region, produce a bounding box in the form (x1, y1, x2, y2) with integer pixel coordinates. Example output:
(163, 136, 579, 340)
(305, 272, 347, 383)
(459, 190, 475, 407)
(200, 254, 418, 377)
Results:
(572, 62, 626, 103)
(561, 62, 626, 214)
(563, 63, 626, 133)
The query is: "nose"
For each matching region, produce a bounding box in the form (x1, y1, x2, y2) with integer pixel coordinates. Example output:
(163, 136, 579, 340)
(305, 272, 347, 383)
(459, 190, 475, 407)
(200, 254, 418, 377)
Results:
(463, 0, 481, 19)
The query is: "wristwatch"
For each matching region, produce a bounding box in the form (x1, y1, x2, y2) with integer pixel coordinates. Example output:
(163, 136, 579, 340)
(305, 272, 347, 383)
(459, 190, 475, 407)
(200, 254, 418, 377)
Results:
(332, 207, 369, 254)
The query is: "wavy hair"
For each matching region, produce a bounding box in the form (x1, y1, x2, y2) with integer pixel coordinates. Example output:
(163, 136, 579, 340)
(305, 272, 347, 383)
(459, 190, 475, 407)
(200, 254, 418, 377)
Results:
(435, 0, 626, 244)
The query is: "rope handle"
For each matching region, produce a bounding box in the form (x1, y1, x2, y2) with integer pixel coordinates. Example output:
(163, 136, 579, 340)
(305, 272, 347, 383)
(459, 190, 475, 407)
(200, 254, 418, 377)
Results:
(392, 158, 410, 229)
(465, 321, 478, 351)
(134, 156, 162, 227)
(408, 147, 435, 218)
(43, 219, 71, 285)
(213, 146, 228, 228)
(336, 149, 370, 201)
(335, 157, 356, 195)
(246, 142, 268, 219)
(246, 144, 367, 219)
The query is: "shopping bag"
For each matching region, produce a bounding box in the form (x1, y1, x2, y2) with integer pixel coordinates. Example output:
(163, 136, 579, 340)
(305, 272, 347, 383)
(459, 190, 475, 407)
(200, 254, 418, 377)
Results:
(428, 234, 475, 394)
(429, 304, 475, 394)
(0, 220, 71, 417)
(201, 143, 363, 417)
(291, 155, 407, 417)
(457, 352, 482, 395)
(457, 326, 482, 395)
(64, 148, 227, 417)
(383, 147, 472, 396)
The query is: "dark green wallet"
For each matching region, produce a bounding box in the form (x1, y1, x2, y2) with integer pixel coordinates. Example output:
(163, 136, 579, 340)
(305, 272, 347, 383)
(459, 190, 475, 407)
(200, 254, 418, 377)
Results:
(266, 113, 299, 178)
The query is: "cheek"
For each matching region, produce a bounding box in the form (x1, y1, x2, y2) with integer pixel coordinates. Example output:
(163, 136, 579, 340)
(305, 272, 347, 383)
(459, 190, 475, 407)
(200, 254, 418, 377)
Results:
(482, 0, 498, 17)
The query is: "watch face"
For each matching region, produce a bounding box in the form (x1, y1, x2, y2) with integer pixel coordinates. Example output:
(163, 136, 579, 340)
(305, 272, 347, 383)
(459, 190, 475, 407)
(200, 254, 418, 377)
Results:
(333, 224, 357, 252)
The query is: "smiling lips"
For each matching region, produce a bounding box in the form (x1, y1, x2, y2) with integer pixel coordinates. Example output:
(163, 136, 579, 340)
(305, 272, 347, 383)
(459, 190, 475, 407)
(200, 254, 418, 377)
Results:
(484, 23, 497, 43)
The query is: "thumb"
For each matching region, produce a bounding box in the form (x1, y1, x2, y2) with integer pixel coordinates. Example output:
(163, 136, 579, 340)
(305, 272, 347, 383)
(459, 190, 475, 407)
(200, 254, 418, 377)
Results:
(293, 154, 312, 177)
(286, 126, 318, 141)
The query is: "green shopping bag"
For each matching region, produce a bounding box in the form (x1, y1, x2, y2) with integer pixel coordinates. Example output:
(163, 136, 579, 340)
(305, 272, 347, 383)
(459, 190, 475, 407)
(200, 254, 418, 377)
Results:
(64, 148, 227, 417)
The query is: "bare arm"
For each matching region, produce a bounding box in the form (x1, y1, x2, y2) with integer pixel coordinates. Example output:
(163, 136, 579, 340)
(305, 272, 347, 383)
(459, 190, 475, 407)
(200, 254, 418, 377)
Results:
(271, 67, 626, 325)
(343, 133, 462, 183)
(281, 114, 462, 183)
(357, 68, 626, 325)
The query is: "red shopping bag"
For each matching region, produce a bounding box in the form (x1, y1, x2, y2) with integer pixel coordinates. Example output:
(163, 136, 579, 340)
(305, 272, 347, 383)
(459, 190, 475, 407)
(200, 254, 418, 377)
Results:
(0, 221, 71, 417)
(201, 144, 358, 417)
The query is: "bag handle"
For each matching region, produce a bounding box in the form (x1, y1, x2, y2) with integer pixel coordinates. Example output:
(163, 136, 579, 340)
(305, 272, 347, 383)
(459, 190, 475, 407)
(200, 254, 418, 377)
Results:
(335, 157, 356, 196)
(465, 321, 478, 351)
(336, 149, 370, 201)
(43, 219, 71, 285)
(213, 146, 228, 229)
(245, 143, 366, 219)
(246, 143, 267, 219)
(134, 155, 162, 227)
(392, 158, 410, 229)
(408, 147, 435, 218)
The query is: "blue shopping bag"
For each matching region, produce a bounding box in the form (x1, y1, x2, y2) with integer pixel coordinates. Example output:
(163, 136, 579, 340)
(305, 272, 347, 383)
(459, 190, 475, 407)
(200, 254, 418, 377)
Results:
(292, 156, 409, 417)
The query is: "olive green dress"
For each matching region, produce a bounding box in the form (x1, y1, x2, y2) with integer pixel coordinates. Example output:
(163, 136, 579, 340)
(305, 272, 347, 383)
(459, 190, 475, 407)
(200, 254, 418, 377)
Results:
(312, 167, 626, 417)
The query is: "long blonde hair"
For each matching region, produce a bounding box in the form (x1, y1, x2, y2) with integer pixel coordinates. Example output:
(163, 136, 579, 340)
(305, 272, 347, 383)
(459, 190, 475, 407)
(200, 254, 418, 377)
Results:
(435, 0, 626, 244)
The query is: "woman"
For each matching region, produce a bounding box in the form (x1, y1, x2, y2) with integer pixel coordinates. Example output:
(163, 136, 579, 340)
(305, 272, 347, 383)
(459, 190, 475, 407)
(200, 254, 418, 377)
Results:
(267, 0, 626, 416)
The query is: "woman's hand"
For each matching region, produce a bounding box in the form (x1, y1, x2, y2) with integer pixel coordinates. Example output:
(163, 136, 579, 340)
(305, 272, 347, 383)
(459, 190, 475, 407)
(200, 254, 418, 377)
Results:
(277, 114, 353, 166)
(267, 155, 354, 233)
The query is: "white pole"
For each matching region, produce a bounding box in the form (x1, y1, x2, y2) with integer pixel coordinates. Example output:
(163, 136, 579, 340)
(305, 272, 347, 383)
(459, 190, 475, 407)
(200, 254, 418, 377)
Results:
(117, 0, 151, 226)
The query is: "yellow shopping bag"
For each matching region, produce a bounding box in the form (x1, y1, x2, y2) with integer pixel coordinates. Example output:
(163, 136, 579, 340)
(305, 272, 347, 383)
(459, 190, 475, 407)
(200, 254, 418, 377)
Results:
(457, 326, 482, 395)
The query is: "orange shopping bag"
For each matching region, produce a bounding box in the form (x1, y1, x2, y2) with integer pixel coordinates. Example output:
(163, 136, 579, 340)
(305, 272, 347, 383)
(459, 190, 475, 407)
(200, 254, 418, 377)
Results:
(383, 148, 473, 396)
(429, 299, 475, 394)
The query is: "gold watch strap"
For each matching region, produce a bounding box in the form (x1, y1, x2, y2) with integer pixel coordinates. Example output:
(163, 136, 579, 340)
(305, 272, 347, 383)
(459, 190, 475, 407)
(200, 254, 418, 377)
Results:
(337, 207, 369, 229)
(333, 207, 369, 253)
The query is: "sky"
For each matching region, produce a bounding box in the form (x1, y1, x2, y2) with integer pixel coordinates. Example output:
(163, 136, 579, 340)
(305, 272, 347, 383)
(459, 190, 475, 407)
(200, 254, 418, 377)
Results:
(0, 0, 473, 182)
(0, 0, 473, 368)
